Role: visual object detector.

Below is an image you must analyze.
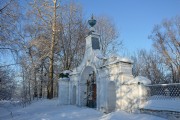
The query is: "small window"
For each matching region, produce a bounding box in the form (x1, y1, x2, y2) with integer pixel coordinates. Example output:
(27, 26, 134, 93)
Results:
(92, 37, 100, 49)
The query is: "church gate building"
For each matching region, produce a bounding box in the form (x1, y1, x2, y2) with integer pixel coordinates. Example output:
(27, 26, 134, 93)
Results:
(58, 17, 150, 113)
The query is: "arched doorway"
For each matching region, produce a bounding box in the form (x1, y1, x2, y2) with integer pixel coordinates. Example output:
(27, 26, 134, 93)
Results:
(72, 85, 76, 105)
(80, 66, 97, 108)
(107, 81, 116, 112)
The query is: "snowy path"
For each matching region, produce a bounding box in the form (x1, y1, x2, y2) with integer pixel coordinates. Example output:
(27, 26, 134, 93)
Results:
(0, 99, 166, 120)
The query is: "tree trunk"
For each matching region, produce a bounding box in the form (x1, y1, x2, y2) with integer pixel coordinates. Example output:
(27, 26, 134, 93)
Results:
(39, 65, 43, 98)
(33, 70, 38, 98)
(28, 74, 31, 102)
(47, 0, 57, 99)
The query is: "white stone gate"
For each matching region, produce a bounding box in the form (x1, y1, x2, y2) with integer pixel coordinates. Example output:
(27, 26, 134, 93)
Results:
(58, 17, 151, 113)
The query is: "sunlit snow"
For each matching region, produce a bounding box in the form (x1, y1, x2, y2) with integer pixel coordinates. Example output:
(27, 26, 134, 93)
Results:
(0, 99, 167, 120)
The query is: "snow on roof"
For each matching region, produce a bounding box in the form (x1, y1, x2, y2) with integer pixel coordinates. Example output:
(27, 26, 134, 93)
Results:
(63, 70, 71, 74)
(108, 54, 133, 62)
(119, 57, 133, 63)
(94, 51, 107, 60)
(134, 76, 151, 85)
(100, 56, 133, 68)
(68, 67, 82, 75)
(95, 53, 107, 59)
(108, 55, 133, 64)
(127, 76, 151, 85)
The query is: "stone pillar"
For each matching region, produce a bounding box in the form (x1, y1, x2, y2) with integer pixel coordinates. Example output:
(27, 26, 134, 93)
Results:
(58, 78, 70, 105)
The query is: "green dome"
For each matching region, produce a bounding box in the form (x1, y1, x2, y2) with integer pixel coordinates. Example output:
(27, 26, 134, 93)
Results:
(88, 15, 96, 27)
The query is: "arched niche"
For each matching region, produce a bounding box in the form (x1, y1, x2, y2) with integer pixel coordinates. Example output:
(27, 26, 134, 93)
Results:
(107, 81, 116, 112)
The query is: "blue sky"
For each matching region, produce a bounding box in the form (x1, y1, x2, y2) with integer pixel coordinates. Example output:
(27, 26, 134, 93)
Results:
(76, 0, 180, 54)
(2, 0, 180, 66)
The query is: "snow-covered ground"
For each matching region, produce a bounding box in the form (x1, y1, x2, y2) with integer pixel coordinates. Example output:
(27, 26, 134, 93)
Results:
(141, 99, 180, 112)
(0, 99, 167, 120)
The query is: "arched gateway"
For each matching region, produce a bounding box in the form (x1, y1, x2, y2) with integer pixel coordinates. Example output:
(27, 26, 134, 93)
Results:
(58, 16, 149, 113)
(80, 66, 97, 108)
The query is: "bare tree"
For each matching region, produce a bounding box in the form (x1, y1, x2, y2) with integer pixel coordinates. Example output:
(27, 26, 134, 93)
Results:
(95, 16, 122, 56)
(0, 0, 20, 56)
(149, 16, 180, 83)
(58, 2, 87, 70)
(27, 0, 61, 99)
(132, 50, 166, 84)
(16, 1, 123, 100)
(0, 67, 16, 100)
